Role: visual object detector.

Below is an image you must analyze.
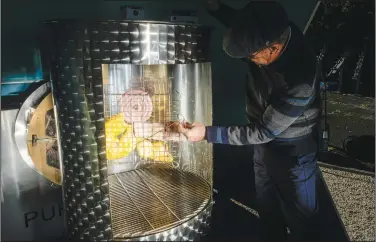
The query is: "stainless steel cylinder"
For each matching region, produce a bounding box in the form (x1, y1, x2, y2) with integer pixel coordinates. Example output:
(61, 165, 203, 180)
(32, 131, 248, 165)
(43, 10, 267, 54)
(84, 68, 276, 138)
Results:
(42, 20, 213, 241)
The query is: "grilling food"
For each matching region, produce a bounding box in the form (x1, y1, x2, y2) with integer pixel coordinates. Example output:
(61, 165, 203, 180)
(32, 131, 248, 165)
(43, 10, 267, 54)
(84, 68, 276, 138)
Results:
(120, 89, 153, 123)
(105, 113, 174, 162)
(136, 140, 154, 159)
(105, 113, 136, 160)
(151, 141, 174, 162)
(136, 140, 174, 163)
(46, 141, 60, 169)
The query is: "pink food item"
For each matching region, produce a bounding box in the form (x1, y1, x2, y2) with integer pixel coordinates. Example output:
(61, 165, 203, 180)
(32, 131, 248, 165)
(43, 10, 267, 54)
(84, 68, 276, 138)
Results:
(119, 89, 153, 123)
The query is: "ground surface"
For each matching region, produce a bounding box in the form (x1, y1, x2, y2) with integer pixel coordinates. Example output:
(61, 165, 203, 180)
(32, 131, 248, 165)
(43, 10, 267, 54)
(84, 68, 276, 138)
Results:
(321, 167, 375, 241)
(326, 92, 374, 149)
(325, 92, 374, 172)
(317, 92, 374, 241)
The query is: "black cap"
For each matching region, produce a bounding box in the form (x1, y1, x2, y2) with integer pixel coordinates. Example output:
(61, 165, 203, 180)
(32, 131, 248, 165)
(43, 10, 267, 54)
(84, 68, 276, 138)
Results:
(223, 1, 289, 58)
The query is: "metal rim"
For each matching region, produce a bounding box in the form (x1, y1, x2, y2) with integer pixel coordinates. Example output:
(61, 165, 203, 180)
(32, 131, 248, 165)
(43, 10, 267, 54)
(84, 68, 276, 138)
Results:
(14, 83, 52, 180)
(114, 204, 213, 241)
(43, 19, 213, 28)
(110, 167, 213, 240)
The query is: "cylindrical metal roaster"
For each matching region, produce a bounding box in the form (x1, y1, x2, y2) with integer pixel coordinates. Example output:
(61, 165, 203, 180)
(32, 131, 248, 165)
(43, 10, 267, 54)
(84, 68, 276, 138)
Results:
(41, 20, 213, 241)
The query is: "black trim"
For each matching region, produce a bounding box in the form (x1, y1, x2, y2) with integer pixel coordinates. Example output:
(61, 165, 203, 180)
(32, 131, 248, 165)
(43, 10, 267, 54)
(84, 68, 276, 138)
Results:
(1, 81, 48, 110)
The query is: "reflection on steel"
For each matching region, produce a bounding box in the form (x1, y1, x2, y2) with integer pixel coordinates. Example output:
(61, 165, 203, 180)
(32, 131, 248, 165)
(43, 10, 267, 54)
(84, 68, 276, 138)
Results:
(43, 20, 210, 65)
(14, 83, 51, 177)
(42, 20, 212, 241)
(1, 99, 64, 241)
(109, 167, 211, 240)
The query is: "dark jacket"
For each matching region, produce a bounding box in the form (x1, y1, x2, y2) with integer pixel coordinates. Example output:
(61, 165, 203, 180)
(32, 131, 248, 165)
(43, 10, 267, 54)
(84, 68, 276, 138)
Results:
(205, 1, 320, 155)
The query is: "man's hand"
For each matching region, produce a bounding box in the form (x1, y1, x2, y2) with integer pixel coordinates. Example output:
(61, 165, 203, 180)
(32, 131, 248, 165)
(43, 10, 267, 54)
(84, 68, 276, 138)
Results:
(133, 122, 187, 142)
(167, 122, 206, 142)
(202, 0, 220, 11)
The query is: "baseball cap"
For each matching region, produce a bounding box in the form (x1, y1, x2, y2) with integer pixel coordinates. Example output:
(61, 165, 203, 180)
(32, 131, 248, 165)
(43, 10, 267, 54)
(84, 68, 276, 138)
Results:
(223, 1, 289, 58)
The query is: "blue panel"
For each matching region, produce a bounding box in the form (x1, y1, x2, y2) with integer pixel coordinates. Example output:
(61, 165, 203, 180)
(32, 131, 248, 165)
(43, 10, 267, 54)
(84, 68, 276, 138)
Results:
(1, 49, 44, 97)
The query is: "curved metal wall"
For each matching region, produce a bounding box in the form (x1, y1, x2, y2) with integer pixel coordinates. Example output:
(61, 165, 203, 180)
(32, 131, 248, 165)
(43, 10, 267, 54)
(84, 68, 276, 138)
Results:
(42, 20, 212, 240)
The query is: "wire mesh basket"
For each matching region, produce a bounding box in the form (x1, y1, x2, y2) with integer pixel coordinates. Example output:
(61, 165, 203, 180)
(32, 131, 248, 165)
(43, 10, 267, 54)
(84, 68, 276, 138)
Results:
(103, 75, 179, 171)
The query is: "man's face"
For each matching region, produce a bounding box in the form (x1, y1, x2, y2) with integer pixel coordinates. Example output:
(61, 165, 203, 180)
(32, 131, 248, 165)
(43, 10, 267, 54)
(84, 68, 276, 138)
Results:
(248, 44, 283, 66)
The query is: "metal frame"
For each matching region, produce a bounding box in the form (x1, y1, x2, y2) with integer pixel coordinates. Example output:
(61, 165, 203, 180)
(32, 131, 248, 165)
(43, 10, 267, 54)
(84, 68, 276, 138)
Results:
(14, 83, 51, 175)
(42, 20, 213, 241)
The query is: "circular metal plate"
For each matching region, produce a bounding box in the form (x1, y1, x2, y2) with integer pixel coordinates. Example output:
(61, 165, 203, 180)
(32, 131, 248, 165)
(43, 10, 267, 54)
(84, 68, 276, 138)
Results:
(14, 83, 62, 185)
(108, 166, 212, 240)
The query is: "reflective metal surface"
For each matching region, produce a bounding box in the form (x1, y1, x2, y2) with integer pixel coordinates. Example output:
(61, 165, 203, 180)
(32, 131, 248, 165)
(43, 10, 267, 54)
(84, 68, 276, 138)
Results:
(121, 206, 212, 241)
(109, 167, 211, 240)
(42, 20, 212, 241)
(114, 204, 212, 242)
(14, 83, 51, 176)
(43, 20, 211, 65)
(1, 107, 64, 241)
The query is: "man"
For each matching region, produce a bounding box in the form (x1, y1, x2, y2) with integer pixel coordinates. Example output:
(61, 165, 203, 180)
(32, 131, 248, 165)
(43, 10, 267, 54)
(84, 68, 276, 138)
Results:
(170, 1, 321, 241)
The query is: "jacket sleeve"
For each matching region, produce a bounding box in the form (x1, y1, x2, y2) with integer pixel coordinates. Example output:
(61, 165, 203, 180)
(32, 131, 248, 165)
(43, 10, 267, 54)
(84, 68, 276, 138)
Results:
(205, 80, 316, 145)
(207, 2, 237, 28)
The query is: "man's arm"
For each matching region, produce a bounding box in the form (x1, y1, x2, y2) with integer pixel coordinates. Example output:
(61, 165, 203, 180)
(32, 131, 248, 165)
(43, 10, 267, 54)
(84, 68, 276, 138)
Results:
(205, 79, 316, 145)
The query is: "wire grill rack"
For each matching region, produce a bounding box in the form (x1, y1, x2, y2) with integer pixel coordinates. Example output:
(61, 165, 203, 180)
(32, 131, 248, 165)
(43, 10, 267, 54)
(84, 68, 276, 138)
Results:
(109, 166, 211, 239)
(103, 78, 174, 123)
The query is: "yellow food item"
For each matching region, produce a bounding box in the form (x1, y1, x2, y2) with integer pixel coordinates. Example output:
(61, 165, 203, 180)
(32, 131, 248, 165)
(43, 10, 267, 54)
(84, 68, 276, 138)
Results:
(105, 113, 174, 162)
(137, 140, 174, 162)
(136, 140, 173, 163)
(105, 113, 136, 160)
(152, 141, 174, 163)
(136, 140, 154, 159)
